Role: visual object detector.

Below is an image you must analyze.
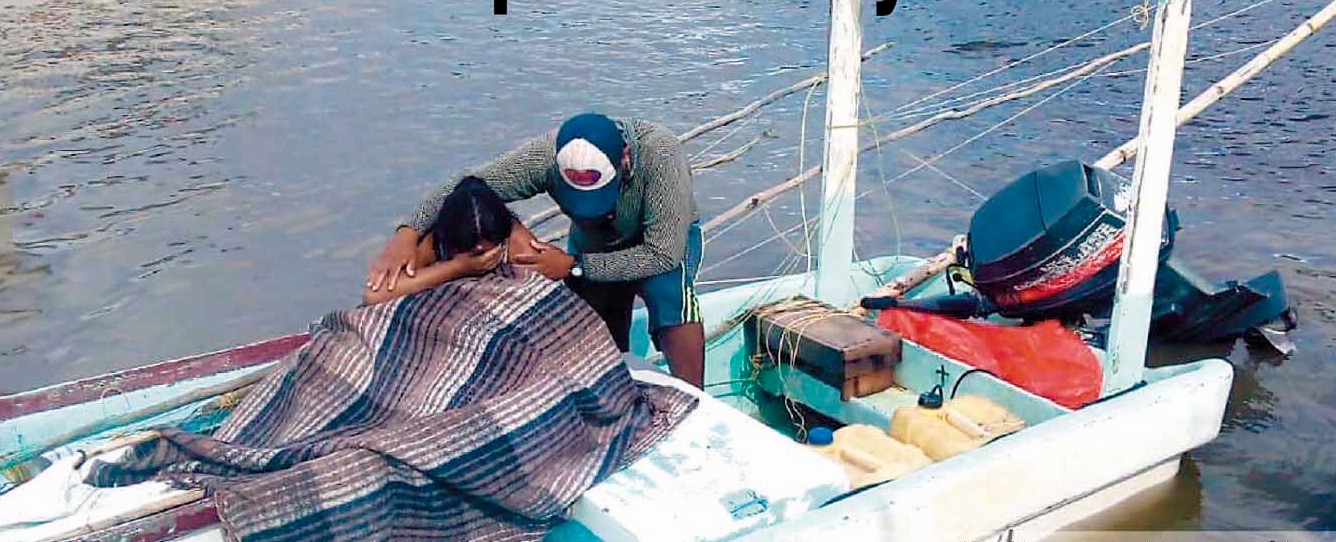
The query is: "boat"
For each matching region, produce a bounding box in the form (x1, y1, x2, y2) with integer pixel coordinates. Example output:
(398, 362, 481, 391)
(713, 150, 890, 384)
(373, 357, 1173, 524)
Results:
(3, 0, 1331, 540)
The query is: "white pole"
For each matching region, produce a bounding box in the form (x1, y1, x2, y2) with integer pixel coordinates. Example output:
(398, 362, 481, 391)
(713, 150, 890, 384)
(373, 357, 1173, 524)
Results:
(1104, 0, 1193, 396)
(814, 0, 863, 306)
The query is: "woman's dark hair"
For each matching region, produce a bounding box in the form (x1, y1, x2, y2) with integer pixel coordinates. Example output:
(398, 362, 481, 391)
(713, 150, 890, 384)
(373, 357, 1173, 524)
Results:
(431, 176, 516, 260)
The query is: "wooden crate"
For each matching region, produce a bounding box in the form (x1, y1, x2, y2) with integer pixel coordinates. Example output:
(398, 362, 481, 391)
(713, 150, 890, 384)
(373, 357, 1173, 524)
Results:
(744, 296, 903, 400)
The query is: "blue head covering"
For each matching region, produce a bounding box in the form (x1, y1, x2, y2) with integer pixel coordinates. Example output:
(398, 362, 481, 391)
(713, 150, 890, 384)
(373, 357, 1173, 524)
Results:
(551, 113, 627, 221)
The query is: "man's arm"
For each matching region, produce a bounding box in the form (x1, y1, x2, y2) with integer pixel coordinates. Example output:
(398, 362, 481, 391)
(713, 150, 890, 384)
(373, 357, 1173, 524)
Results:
(579, 131, 696, 282)
(399, 130, 558, 234)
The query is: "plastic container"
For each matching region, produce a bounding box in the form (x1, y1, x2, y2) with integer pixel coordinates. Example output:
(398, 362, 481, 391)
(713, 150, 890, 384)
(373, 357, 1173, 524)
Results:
(889, 394, 1025, 462)
(806, 424, 932, 489)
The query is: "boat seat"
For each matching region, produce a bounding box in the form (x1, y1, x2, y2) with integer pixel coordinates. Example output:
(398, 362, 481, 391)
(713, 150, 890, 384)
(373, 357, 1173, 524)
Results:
(552, 356, 851, 541)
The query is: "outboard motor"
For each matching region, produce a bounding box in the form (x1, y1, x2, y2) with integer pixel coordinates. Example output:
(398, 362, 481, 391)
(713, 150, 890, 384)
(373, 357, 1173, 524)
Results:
(961, 158, 1293, 349)
(868, 159, 1295, 351)
(965, 160, 1176, 322)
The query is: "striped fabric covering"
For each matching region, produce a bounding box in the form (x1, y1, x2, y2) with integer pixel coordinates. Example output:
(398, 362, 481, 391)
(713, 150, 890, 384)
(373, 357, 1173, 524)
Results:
(84, 266, 698, 542)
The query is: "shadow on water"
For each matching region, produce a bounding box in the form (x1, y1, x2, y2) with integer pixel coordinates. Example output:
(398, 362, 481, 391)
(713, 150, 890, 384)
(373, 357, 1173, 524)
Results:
(1, 171, 9, 275)
(0, 169, 50, 335)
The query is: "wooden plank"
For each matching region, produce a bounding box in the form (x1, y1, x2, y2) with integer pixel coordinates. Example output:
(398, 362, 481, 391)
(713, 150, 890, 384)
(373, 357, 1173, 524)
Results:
(63, 498, 219, 542)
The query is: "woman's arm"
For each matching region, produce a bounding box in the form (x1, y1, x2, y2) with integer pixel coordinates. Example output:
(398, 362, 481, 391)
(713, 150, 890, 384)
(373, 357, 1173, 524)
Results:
(363, 220, 535, 305)
(415, 232, 439, 268)
(361, 258, 471, 306)
(361, 243, 503, 306)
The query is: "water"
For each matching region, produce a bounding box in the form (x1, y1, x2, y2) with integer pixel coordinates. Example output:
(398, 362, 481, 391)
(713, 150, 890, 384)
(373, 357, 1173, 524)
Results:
(2, 0, 1334, 532)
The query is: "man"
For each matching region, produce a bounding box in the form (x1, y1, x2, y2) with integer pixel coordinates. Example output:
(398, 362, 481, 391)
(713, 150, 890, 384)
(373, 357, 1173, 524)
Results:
(366, 112, 705, 388)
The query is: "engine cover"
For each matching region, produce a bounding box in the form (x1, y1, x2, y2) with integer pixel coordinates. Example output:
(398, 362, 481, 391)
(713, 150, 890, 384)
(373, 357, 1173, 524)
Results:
(966, 160, 1175, 320)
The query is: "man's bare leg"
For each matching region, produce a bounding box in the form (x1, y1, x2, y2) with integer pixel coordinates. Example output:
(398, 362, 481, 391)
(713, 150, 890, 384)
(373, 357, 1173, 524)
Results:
(655, 322, 705, 388)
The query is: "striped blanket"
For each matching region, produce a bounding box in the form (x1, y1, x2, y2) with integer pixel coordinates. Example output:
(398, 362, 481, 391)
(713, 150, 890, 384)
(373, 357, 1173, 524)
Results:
(84, 266, 698, 541)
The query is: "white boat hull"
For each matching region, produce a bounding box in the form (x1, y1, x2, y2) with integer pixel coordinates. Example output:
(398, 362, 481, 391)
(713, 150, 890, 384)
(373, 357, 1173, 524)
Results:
(0, 256, 1234, 542)
(734, 359, 1231, 542)
(631, 256, 1233, 542)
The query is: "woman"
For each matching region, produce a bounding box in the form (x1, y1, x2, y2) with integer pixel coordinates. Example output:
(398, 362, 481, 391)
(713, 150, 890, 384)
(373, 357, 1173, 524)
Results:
(362, 176, 539, 305)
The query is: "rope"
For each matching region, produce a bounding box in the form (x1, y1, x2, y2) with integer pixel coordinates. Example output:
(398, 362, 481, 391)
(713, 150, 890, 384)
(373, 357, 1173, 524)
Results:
(1131, 0, 1157, 29)
(697, 275, 792, 287)
(890, 13, 1136, 115)
(1099, 37, 1279, 78)
(747, 296, 862, 440)
(897, 147, 986, 200)
(702, 58, 1113, 278)
(879, 60, 1117, 189)
(796, 80, 822, 274)
(1191, 0, 1281, 30)
(677, 42, 895, 143)
(690, 115, 757, 161)
(703, 206, 761, 246)
(870, 0, 1284, 127)
(856, 77, 905, 274)
(701, 213, 813, 276)
(701, 38, 1149, 241)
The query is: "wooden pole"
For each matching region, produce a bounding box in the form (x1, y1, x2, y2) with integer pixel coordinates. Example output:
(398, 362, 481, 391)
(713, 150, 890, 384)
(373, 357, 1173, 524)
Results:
(848, 235, 967, 318)
(692, 133, 772, 171)
(1104, 0, 1193, 396)
(688, 0, 1336, 245)
(1096, 0, 1336, 170)
(545, 38, 1143, 243)
(813, 0, 863, 305)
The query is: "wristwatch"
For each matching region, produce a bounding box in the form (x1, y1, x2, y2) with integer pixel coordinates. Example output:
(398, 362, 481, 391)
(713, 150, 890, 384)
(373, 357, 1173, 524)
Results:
(569, 255, 584, 278)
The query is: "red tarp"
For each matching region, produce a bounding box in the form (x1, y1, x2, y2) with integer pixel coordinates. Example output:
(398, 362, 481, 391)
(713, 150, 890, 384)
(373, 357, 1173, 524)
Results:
(876, 308, 1103, 409)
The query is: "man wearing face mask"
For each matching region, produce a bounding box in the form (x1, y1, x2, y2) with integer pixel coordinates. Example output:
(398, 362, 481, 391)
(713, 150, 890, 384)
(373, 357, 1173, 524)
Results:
(366, 112, 705, 389)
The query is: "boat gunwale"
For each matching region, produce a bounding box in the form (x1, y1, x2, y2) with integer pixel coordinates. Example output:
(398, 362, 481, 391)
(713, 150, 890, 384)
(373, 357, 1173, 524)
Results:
(0, 333, 310, 423)
(63, 499, 220, 542)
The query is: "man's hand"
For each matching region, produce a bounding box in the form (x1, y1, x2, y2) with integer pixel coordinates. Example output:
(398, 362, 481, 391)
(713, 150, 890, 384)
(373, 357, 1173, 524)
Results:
(513, 239, 575, 280)
(457, 244, 507, 277)
(367, 227, 419, 292)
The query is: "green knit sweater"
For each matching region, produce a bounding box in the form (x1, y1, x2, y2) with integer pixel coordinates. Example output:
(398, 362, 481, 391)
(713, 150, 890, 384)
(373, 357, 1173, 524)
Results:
(401, 118, 699, 282)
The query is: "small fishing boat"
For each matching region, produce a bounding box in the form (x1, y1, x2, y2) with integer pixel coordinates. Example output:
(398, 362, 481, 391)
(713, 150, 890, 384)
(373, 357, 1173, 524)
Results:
(2, 0, 1329, 540)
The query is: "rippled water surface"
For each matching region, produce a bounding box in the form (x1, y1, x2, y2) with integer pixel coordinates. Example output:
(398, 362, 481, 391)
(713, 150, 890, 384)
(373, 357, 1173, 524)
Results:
(2, 0, 1334, 532)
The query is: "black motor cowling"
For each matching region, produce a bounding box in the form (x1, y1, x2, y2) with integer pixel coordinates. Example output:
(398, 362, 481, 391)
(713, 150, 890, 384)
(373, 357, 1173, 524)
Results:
(964, 160, 1176, 321)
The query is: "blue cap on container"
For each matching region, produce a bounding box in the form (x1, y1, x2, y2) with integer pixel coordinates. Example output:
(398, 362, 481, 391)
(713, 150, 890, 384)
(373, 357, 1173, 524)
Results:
(807, 426, 834, 446)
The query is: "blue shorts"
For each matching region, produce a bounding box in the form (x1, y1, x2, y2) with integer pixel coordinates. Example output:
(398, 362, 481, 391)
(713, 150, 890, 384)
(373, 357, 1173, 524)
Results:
(565, 220, 703, 352)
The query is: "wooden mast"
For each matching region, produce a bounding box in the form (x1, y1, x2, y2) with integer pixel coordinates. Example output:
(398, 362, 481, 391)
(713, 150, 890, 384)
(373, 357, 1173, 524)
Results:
(1104, 0, 1193, 396)
(814, 0, 863, 305)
